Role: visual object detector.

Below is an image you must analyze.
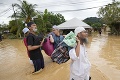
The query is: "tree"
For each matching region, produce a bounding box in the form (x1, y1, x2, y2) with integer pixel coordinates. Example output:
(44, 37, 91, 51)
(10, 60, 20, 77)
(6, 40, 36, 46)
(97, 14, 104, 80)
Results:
(11, 0, 37, 37)
(83, 17, 103, 28)
(9, 19, 24, 37)
(9, 20, 17, 34)
(97, 1, 120, 35)
(12, 0, 37, 23)
(9, 1, 65, 37)
(0, 24, 9, 34)
(34, 9, 66, 34)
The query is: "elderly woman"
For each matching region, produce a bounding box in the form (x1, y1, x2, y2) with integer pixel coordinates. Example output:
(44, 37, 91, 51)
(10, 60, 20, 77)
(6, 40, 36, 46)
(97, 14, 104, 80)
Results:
(49, 25, 64, 49)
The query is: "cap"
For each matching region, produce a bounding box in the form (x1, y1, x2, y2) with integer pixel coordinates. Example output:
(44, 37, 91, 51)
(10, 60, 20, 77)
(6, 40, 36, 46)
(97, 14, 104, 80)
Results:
(74, 27, 85, 35)
(22, 27, 29, 34)
(52, 25, 59, 30)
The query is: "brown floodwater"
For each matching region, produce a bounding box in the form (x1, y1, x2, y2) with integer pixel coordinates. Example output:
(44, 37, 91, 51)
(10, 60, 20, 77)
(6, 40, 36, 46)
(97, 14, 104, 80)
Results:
(0, 33, 120, 80)
(86, 33, 120, 80)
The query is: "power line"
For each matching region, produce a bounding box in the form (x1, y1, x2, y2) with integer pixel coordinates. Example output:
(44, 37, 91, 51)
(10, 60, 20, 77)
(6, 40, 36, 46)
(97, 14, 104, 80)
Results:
(0, 7, 11, 14)
(0, 3, 8, 5)
(37, 0, 98, 7)
(0, 0, 112, 17)
(36, 0, 111, 8)
(0, 8, 12, 17)
(49, 4, 107, 13)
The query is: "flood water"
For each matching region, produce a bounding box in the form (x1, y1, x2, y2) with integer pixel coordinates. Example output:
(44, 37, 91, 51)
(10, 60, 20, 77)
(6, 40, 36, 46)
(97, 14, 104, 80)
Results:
(0, 32, 120, 80)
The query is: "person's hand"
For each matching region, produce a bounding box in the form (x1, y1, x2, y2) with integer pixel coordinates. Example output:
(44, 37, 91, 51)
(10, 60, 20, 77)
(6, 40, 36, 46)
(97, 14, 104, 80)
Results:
(49, 35, 54, 43)
(76, 37, 80, 43)
(49, 35, 52, 38)
(40, 38, 45, 46)
(63, 35, 66, 37)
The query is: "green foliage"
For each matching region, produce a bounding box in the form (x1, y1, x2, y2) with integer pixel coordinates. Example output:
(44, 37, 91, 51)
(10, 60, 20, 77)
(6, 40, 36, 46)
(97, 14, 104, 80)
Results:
(83, 17, 103, 28)
(9, 20, 18, 34)
(97, 1, 120, 35)
(91, 23, 102, 28)
(34, 9, 65, 34)
(9, 1, 65, 38)
(10, 0, 37, 38)
(8, 33, 17, 39)
(0, 24, 9, 34)
(98, 1, 120, 25)
(8, 19, 24, 37)
(11, 0, 37, 23)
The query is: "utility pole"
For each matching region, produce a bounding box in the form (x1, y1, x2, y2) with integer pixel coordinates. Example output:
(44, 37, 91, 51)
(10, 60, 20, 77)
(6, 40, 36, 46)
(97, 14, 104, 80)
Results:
(12, 4, 16, 21)
(12, 4, 21, 38)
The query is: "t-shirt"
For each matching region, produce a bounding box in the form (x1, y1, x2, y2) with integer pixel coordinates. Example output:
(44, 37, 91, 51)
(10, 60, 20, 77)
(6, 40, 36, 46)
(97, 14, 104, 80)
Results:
(27, 33, 43, 60)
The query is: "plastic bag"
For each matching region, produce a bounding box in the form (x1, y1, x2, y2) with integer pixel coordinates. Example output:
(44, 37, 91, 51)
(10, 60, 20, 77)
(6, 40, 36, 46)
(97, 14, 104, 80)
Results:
(63, 31, 76, 47)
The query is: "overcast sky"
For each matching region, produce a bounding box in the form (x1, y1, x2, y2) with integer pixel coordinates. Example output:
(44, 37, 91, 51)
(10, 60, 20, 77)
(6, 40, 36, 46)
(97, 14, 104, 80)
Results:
(0, 0, 119, 24)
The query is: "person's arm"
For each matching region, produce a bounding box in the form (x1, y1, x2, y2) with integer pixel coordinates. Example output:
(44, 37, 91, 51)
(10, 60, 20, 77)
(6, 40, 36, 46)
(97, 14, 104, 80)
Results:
(69, 37, 80, 61)
(49, 35, 54, 43)
(27, 36, 43, 51)
(75, 37, 80, 57)
(28, 38, 45, 51)
(28, 45, 41, 51)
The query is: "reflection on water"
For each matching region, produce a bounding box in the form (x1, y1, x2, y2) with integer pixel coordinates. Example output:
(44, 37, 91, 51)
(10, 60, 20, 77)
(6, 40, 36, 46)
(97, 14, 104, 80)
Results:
(87, 34, 120, 70)
(0, 39, 70, 80)
(87, 33, 120, 80)
(0, 33, 120, 80)
(99, 35, 120, 70)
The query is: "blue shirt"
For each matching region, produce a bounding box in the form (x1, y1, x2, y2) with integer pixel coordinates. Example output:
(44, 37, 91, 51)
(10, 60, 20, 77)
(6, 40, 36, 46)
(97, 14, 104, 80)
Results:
(50, 32, 64, 49)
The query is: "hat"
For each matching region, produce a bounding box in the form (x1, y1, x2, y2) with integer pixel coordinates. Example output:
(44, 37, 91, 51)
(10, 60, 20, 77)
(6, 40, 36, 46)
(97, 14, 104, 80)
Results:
(74, 27, 85, 35)
(27, 22, 35, 27)
(52, 25, 59, 30)
(22, 27, 29, 34)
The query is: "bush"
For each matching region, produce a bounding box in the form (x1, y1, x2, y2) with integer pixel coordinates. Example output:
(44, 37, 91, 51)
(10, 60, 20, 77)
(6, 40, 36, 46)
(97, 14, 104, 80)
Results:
(8, 33, 17, 39)
(3, 33, 17, 39)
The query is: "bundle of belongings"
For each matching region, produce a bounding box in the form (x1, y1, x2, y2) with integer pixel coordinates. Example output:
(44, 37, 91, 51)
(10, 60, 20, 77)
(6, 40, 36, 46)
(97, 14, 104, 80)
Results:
(51, 31, 76, 64)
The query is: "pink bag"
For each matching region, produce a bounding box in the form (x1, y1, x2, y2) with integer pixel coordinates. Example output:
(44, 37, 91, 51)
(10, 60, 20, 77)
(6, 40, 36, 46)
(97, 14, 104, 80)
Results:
(42, 37, 54, 56)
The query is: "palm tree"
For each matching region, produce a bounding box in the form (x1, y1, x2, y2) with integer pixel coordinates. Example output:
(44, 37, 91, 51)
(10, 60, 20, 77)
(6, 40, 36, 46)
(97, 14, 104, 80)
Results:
(12, 0, 37, 23)
(11, 0, 37, 38)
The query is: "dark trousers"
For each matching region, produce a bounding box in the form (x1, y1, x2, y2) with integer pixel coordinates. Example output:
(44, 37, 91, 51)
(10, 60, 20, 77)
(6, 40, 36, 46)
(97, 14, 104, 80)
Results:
(32, 58, 44, 72)
(71, 76, 91, 80)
